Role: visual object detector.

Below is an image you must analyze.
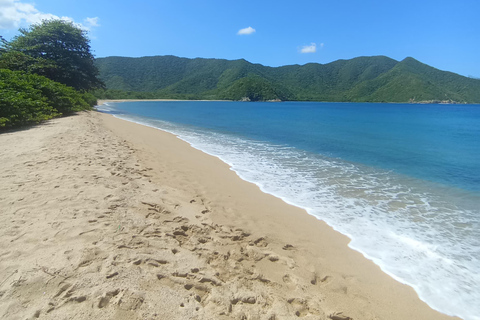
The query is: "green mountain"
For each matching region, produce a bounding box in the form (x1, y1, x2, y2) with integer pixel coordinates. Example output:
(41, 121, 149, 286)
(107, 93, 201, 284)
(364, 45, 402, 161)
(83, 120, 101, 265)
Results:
(94, 55, 480, 103)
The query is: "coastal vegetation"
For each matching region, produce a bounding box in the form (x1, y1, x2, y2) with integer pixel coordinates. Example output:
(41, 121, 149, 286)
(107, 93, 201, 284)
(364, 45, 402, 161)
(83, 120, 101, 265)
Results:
(95, 55, 480, 103)
(0, 20, 102, 128)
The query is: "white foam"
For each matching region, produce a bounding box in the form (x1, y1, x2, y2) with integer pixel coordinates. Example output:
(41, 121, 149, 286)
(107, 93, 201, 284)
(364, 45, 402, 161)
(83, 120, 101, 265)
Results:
(108, 111, 480, 320)
(94, 103, 114, 113)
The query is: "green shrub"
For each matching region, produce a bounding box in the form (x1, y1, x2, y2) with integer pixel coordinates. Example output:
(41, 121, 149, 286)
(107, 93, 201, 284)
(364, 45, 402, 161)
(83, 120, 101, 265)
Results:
(0, 69, 93, 128)
(81, 92, 98, 108)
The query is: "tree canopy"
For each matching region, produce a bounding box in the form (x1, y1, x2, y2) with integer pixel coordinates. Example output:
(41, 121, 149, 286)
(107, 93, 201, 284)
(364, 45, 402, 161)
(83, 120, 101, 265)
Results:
(0, 19, 100, 128)
(5, 20, 103, 91)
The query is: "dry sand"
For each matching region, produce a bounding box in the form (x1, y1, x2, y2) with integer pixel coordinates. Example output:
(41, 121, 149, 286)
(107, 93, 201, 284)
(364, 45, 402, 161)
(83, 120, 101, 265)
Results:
(0, 111, 459, 320)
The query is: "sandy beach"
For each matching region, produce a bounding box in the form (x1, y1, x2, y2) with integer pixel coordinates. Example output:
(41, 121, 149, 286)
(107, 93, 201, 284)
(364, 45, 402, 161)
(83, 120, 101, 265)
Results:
(97, 99, 229, 104)
(0, 110, 459, 320)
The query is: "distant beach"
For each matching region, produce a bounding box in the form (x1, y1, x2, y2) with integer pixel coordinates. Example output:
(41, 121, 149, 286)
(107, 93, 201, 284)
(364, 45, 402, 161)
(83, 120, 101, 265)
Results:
(97, 99, 229, 104)
(0, 110, 459, 319)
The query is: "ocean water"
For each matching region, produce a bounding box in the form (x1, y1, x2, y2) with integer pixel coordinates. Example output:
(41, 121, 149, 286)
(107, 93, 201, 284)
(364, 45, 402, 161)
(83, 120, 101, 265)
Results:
(98, 101, 480, 320)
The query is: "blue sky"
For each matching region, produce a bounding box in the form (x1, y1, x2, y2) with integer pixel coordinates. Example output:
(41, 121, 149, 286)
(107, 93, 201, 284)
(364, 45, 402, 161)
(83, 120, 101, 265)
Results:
(1, 0, 479, 77)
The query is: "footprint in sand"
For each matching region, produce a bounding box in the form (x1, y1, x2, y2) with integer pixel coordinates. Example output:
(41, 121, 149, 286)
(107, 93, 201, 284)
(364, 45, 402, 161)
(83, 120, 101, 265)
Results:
(118, 290, 145, 311)
(252, 237, 268, 247)
(98, 289, 120, 308)
(329, 312, 353, 320)
(287, 298, 313, 317)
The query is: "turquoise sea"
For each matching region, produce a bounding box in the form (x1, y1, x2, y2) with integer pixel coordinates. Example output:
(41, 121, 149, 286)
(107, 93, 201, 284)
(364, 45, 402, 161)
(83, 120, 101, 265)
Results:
(99, 101, 480, 320)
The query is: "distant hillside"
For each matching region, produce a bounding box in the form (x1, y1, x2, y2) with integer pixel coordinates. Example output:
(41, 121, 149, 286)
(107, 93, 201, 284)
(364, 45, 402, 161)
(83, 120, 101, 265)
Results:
(94, 55, 480, 103)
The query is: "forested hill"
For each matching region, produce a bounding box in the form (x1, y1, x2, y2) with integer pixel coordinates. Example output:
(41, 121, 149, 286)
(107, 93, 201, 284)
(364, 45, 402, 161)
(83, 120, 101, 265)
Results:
(94, 55, 480, 103)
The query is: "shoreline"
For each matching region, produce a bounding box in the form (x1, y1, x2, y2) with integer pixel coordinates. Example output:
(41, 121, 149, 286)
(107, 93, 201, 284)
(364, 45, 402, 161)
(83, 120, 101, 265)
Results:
(98, 99, 479, 105)
(0, 111, 459, 319)
(97, 99, 231, 104)
(98, 110, 459, 319)
(99, 104, 468, 319)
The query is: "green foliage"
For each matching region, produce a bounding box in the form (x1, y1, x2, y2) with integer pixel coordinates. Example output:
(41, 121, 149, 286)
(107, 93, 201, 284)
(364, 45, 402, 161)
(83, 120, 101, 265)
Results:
(0, 19, 99, 129)
(347, 58, 480, 103)
(219, 75, 292, 101)
(95, 55, 480, 103)
(0, 70, 56, 127)
(6, 19, 103, 91)
(81, 92, 98, 107)
(1, 69, 56, 127)
(0, 50, 58, 78)
(0, 69, 93, 128)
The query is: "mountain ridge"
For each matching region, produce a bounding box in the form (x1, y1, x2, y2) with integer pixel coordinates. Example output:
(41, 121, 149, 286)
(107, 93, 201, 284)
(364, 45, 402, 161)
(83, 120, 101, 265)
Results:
(94, 55, 480, 103)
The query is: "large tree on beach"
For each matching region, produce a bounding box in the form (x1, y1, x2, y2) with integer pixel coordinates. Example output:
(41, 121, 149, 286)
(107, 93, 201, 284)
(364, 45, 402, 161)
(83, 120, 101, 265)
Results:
(4, 19, 103, 91)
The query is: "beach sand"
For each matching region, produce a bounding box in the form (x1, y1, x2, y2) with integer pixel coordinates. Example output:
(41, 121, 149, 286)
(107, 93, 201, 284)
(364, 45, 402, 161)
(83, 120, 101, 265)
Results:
(0, 110, 459, 320)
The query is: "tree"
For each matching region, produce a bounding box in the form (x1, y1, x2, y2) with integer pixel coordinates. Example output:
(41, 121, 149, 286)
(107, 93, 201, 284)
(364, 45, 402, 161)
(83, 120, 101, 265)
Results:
(5, 19, 104, 91)
(0, 50, 58, 79)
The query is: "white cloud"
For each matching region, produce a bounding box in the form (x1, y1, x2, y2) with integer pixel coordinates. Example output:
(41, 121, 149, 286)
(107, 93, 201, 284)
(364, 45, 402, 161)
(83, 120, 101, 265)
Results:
(83, 17, 100, 30)
(0, 0, 99, 31)
(300, 43, 317, 53)
(237, 26, 256, 35)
